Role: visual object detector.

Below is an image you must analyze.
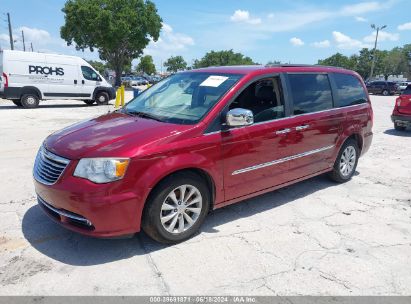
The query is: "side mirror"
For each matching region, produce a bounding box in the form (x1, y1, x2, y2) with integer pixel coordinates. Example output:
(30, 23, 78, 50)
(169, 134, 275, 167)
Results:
(226, 108, 254, 127)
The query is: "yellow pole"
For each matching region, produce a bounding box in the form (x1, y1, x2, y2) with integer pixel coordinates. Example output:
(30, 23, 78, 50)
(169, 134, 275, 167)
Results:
(121, 85, 125, 107)
(115, 88, 121, 108)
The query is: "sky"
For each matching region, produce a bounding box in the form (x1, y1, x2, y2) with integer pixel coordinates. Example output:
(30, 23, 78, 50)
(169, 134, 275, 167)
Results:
(0, 0, 410, 71)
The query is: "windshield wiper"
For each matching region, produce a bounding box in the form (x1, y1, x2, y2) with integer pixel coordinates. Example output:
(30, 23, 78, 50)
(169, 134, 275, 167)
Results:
(125, 110, 164, 122)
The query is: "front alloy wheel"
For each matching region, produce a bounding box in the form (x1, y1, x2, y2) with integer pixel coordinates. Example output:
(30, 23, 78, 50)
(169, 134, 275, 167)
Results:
(160, 185, 202, 234)
(142, 172, 210, 244)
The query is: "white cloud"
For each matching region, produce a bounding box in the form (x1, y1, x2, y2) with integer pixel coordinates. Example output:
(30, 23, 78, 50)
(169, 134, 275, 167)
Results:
(18, 26, 51, 43)
(311, 40, 330, 48)
(355, 16, 368, 22)
(398, 22, 411, 31)
(230, 10, 262, 25)
(363, 30, 400, 43)
(144, 22, 194, 62)
(332, 31, 371, 49)
(290, 37, 304, 46)
(341, 2, 381, 15)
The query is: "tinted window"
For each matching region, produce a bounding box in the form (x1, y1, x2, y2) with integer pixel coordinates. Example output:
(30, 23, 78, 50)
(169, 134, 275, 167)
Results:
(289, 74, 333, 115)
(333, 73, 368, 107)
(81, 66, 100, 81)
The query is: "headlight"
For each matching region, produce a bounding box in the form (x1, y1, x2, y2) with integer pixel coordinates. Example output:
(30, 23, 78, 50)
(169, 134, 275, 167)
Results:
(73, 158, 130, 183)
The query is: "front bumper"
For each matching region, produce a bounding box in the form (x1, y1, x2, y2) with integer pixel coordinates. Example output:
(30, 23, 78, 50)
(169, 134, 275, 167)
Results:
(34, 174, 144, 237)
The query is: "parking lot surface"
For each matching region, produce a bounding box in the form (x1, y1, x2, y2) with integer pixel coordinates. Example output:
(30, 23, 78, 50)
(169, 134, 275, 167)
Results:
(0, 95, 410, 295)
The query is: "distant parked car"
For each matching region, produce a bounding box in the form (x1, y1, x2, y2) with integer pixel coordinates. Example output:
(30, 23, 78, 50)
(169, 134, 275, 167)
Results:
(396, 82, 410, 93)
(392, 84, 411, 131)
(366, 81, 398, 96)
(131, 76, 148, 86)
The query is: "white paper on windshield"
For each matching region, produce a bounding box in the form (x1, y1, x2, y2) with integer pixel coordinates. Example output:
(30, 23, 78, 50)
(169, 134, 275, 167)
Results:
(199, 75, 229, 87)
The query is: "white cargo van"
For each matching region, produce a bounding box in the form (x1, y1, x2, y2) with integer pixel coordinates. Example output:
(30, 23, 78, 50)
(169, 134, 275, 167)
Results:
(0, 50, 115, 108)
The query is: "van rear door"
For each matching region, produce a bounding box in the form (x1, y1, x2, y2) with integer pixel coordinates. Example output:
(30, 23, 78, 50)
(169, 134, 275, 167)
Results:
(44, 54, 83, 100)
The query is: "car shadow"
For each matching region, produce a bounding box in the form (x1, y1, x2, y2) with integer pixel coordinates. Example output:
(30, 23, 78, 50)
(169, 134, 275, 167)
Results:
(384, 128, 411, 137)
(22, 174, 339, 266)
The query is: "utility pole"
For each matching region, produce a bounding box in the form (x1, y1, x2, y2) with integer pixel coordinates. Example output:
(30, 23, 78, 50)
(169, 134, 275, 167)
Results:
(369, 24, 386, 80)
(30, 42, 33, 52)
(7, 13, 14, 50)
(21, 30, 26, 51)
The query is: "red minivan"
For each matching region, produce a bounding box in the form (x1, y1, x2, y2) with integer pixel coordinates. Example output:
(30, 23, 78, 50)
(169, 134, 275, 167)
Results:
(392, 84, 411, 131)
(33, 65, 373, 243)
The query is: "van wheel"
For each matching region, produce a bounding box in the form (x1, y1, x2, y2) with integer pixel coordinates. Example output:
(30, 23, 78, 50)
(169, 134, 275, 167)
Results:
(12, 100, 23, 107)
(142, 172, 210, 244)
(328, 139, 359, 183)
(20, 94, 40, 108)
(83, 100, 95, 106)
(95, 92, 109, 105)
(382, 89, 389, 96)
(394, 123, 406, 131)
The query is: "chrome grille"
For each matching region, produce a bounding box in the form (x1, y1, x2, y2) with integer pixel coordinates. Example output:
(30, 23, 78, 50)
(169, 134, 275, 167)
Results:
(33, 146, 70, 185)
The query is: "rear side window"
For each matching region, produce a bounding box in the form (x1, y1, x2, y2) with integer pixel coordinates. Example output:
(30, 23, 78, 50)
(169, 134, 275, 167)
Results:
(288, 74, 333, 115)
(333, 73, 368, 107)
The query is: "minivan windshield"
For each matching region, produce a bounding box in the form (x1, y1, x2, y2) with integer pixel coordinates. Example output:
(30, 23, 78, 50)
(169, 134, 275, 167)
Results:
(124, 72, 242, 124)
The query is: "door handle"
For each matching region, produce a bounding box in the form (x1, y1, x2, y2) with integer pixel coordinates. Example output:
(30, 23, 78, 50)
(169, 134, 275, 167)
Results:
(82, 80, 85, 84)
(74, 80, 77, 84)
(295, 124, 309, 131)
(275, 128, 291, 135)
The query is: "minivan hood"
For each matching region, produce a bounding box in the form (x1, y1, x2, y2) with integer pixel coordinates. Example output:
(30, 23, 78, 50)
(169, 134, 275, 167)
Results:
(45, 112, 197, 159)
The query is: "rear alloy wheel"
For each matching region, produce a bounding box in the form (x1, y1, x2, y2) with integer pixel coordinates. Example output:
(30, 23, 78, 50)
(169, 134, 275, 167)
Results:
(328, 139, 359, 183)
(382, 89, 389, 96)
(95, 91, 109, 105)
(83, 100, 95, 106)
(394, 123, 406, 131)
(142, 172, 210, 244)
(20, 94, 40, 108)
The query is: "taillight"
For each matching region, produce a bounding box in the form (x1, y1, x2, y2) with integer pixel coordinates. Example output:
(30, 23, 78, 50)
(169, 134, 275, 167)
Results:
(2, 72, 8, 88)
(396, 97, 401, 107)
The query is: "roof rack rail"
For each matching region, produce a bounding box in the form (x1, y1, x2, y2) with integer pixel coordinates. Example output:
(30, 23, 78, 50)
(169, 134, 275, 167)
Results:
(264, 63, 346, 69)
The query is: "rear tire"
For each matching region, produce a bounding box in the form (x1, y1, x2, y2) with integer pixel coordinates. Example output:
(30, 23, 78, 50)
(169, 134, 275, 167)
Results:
(382, 89, 389, 96)
(83, 100, 95, 106)
(12, 100, 23, 107)
(20, 94, 40, 108)
(394, 123, 406, 131)
(328, 139, 359, 183)
(142, 172, 210, 244)
(95, 91, 109, 105)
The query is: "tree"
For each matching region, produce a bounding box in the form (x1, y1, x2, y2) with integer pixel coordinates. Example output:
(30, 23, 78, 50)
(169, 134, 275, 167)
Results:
(266, 60, 282, 66)
(87, 60, 106, 74)
(317, 53, 354, 69)
(137, 55, 156, 75)
(163, 55, 187, 73)
(193, 50, 256, 68)
(61, 0, 162, 86)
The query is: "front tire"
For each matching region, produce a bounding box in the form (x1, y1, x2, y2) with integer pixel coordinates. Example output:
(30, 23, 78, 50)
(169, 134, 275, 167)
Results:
(328, 139, 359, 183)
(20, 94, 40, 108)
(142, 172, 210, 244)
(95, 91, 109, 105)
